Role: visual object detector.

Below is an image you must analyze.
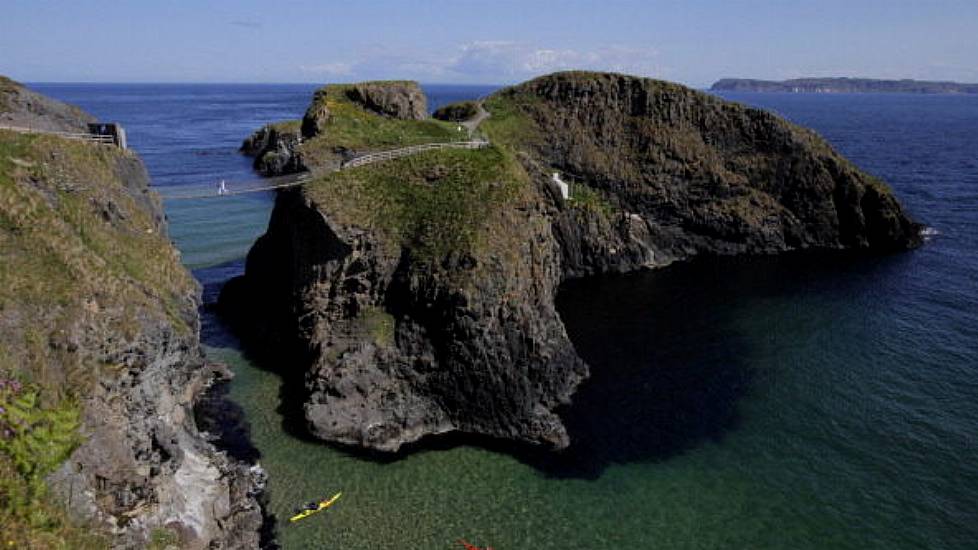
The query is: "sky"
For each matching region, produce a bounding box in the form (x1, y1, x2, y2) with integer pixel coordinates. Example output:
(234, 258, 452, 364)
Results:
(1, 0, 976, 87)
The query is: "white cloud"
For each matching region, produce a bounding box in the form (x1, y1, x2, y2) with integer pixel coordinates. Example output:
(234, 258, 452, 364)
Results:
(446, 41, 662, 81)
(299, 62, 355, 76)
(297, 42, 665, 83)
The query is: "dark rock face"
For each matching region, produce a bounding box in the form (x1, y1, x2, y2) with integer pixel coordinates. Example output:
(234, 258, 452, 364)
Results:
(300, 81, 428, 138)
(432, 101, 479, 122)
(347, 81, 428, 120)
(220, 184, 587, 452)
(498, 72, 921, 277)
(301, 89, 331, 139)
(0, 79, 267, 548)
(241, 122, 304, 177)
(222, 71, 921, 455)
(43, 167, 268, 548)
(0, 76, 95, 132)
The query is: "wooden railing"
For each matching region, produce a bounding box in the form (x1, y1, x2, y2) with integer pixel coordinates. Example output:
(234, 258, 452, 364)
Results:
(341, 140, 490, 169)
(0, 124, 116, 145)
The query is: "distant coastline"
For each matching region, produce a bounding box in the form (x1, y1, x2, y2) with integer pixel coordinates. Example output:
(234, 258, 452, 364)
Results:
(711, 77, 978, 94)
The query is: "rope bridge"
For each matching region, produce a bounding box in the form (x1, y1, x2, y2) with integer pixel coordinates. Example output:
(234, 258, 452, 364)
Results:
(158, 139, 491, 200)
(157, 173, 312, 201)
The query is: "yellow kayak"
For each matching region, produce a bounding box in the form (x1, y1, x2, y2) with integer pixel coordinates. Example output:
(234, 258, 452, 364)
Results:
(289, 492, 342, 523)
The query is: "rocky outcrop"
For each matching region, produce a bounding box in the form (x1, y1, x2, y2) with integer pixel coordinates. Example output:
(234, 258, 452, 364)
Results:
(220, 148, 587, 452)
(432, 101, 479, 122)
(347, 81, 428, 120)
(221, 71, 921, 454)
(0, 79, 267, 548)
(0, 76, 95, 132)
(495, 71, 922, 277)
(241, 121, 304, 177)
(300, 80, 427, 141)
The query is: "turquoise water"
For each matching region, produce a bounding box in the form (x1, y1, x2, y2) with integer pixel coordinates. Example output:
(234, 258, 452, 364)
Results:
(35, 84, 978, 549)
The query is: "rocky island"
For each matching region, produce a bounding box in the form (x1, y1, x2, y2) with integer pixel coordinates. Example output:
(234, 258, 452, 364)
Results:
(221, 71, 921, 454)
(711, 77, 978, 94)
(0, 77, 266, 548)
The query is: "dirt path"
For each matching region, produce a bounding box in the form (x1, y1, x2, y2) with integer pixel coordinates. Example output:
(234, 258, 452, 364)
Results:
(462, 102, 490, 135)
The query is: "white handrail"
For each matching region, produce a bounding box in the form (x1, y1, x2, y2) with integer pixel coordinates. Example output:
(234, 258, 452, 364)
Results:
(341, 140, 489, 169)
(0, 124, 117, 144)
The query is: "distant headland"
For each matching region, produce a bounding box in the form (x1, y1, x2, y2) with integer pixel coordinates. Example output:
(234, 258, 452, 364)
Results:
(711, 77, 978, 94)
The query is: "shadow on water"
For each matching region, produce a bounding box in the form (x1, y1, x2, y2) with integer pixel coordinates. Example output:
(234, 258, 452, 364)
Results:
(534, 259, 757, 479)
(195, 260, 327, 447)
(193, 250, 915, 481)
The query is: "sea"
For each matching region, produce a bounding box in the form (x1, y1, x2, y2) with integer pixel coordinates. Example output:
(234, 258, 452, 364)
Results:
(30, 83, 978, 549)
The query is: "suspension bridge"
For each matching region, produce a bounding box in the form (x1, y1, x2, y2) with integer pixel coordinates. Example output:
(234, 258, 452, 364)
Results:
(158, 101, 493, 200)
(3, 102, 493, 201)
(158, 139, 491, 201)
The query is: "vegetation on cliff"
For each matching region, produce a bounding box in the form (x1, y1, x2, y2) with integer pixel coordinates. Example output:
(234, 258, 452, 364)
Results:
(0, 379, 105, 549)
(0, 128, 193, 546)
(224, 72, 922, 454)
(1, 79, 266, 547)
(484, 71, 921, 257)
(298, 82, 459, 166)
(304, 145, 528, 265)
(0, 131, 195, 391)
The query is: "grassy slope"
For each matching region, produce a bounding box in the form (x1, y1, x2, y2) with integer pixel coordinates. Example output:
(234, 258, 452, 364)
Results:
(482, 71, 910, 229)
(304, 145, 530, 267)
(299, 84, 461, 167)
(0, 77, 17, 112)
(0, 130, 195, 386)
(0, 132, 186, 547)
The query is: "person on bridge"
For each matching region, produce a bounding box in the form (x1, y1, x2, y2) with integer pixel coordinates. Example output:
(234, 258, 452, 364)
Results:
(218, 179, 227, 195)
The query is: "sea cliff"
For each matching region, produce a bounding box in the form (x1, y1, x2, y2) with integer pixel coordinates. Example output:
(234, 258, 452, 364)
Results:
(221, 71, 921, 454)
(0, 78, 267, 548)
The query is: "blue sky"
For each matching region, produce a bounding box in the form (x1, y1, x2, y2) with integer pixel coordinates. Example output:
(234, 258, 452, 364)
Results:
(1, 0, 976, 86)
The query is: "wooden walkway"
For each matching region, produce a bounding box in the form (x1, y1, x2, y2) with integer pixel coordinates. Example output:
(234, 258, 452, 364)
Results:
(0, 124, 116, 145)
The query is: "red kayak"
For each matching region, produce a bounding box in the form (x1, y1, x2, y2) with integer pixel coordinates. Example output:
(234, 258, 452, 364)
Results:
(458, 539, 494, 550)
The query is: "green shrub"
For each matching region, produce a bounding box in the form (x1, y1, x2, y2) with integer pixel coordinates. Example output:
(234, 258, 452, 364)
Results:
(0, 377, 105, 548)
(148, 527, 181, 549)
(570, 184, 615, 217)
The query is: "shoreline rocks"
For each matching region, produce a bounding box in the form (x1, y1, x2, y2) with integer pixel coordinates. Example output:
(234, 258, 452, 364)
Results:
(240, 121, 304, 177)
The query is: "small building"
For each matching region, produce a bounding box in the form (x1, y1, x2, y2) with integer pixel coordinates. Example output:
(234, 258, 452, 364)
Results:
(88, 122, 127, 149)
(552, 172, 569, 200)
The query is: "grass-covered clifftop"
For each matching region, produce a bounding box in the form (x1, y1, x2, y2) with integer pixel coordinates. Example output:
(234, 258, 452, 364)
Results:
(0, 129, 199, 547)
(0, 131, 195, 389)
(243, 80, 468, 176)
(1, 78, 265, 548)
(300, 81, 459, 164)
(482, 71, 921, 260)
(224, 71, 923, 454)
(304, 145, 528, 266)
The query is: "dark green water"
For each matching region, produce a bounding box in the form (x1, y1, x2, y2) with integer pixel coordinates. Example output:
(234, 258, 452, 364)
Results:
(36, 84, 978, 549)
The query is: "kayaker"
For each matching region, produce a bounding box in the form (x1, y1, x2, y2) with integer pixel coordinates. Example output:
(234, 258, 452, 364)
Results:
(293, 501, 318, 514)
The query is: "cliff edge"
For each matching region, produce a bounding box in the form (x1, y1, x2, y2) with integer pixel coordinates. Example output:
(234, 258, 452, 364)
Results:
(0, 78, 266, 548)
(221, 72, 921, 454)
